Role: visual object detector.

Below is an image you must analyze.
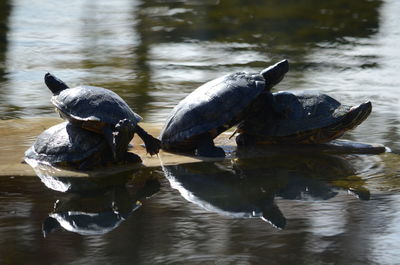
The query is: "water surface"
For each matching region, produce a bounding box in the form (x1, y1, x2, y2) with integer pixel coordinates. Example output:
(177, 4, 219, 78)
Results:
(1, 0, 400, 264)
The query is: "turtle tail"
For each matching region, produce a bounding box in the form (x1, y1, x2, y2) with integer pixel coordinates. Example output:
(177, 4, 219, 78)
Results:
(45, 73, 69, 95)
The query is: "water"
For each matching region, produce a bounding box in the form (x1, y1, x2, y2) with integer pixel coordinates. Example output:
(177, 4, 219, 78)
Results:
(1, 0, 400, 264)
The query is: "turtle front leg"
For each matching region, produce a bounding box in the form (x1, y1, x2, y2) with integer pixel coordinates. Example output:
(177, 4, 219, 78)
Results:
(102, 119, 135, 161)
(195, 133, 225, 157)
(135, 125, 161, 156)
(113, 119, 135, 161)
(102, 126, 118, 161)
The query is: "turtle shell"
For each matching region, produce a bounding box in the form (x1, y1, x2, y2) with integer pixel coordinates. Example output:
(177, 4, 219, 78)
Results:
(25, 122, 108, 166)
(238, 90, 372, 142)
(51, 86, 142, 126)
(160, 72, 266, 147)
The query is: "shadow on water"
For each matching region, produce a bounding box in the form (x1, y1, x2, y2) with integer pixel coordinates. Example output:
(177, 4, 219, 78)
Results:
(162, 153, 371, 229)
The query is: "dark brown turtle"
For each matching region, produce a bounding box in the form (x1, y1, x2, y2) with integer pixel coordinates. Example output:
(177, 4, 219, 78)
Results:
(25, 122, 141, 170)
(160, 60, 289, 157)
(45, 73, 161, 161)
(236, 90, 372, 145)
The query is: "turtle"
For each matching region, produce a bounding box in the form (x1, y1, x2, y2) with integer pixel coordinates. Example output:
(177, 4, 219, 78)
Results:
(160, 59, 289, 157)
(44, 73, 161, 161)
(25, 121, 141, 170)
(235, 90, 372, 145)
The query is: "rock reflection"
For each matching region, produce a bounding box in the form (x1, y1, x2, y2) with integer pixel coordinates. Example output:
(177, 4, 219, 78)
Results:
(163, 154, 370, 229)
(26, 161, 139, 193)
(41, 174, 160, 236)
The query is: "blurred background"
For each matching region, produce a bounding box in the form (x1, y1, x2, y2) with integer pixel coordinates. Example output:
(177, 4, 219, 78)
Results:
(1, 0, 398, 149)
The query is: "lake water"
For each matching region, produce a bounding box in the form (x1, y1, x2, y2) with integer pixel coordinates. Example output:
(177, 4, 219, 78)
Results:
(1, 0, 400, 264)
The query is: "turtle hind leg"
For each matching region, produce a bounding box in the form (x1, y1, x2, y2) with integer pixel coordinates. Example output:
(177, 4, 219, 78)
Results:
(135, 125, 161, 156)
(195, 133, 225, 157)
(123, 152, 142, 164)
(236, 133, 256, 146)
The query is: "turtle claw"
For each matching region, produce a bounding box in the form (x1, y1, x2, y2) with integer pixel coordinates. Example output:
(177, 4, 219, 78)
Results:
(135, 125, 161, 156)
(144, 137, 161, 156)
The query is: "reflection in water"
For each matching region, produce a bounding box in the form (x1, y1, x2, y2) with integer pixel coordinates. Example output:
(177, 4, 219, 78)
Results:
(39, 172, 160, 236)
(163, 154, 370, 229)
(0, 0, 10, 115)
(137, 0, 381, 46)
(43, 185, 141, 236)
(26, 159, 139, 193)
(26, 156, 161, 236)
(165, 162, 287, 229)
(3, 0, 400, 264)
(2, 155, 400, 264)
(0, 0, 10, 76)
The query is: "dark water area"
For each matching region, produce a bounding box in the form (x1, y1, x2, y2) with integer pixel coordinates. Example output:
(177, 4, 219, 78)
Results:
(1, 0, 400, 264)
(2, 154, 400, 265)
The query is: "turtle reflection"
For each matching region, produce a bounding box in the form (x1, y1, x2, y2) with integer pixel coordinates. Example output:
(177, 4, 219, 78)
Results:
(27, 156, 144, 193)
(163, 154, 369, 229)
(41, 173, 160, 236)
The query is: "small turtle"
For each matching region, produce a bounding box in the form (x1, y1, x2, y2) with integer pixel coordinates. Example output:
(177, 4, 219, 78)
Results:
(235, 90, 372, 145)
(160, 60, 289, 157)
(45, 73, 161, 160)
(25, 122, 141, 170)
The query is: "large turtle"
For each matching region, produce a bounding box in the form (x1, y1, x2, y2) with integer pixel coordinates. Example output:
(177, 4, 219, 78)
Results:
(235, 90, 372, 145)
(44, 73, 161, 160)
(160, 59, 289, 157)
(25, 121, 141, 170)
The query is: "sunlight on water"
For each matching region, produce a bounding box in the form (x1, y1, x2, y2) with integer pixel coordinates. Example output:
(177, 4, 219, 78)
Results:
(1, 0, 400, 264)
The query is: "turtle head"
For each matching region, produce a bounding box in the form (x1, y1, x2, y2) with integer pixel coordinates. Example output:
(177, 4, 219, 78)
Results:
(260, 202, 287, 229)
(260, 59, 289, 90)
(42, 216, 61, 238)
(45, 73, 69, 95)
